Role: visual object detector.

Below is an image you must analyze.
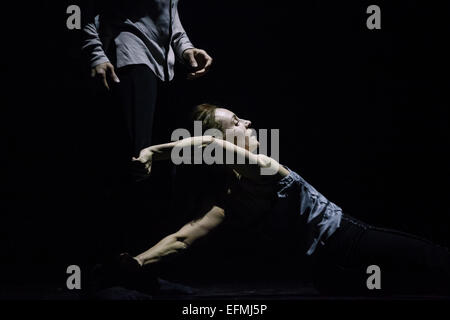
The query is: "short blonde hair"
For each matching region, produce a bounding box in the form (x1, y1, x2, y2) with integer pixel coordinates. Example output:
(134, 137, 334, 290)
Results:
(191, 103, 224, 133)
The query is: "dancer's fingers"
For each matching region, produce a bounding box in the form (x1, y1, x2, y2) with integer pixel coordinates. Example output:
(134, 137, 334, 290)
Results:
(203, 54, 213, 71)
(102, 75, 110, 91)
(185, 51, 198, 68)
(107, 65, 120, 83)
(187, 68, 207, 79)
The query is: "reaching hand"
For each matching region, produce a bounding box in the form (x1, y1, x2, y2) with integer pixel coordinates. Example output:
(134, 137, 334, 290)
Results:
(182, 48, 213, 80)
(133, 147, 154, 175)
(91, 62, 120, 91)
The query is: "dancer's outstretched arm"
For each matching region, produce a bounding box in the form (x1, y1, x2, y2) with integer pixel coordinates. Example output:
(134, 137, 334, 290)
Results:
(135, 136, 289, 182)
(134, 205, 225, 266)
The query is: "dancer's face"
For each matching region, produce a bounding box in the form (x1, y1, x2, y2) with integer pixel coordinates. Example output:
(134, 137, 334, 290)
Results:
(214, 108, 259, 152)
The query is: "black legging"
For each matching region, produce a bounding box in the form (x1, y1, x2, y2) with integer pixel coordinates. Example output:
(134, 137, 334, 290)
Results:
(312, 214, 450, 296)
(95, 64, 174, 257)
(112, 64, 159, 158)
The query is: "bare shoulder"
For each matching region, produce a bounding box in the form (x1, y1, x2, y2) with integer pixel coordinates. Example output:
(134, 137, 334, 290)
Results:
(230, 154, 289, 184)
(256, 154, 290, 178)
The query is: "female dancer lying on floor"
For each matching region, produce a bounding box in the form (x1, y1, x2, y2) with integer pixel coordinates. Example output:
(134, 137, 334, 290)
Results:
(130, 103, 450, 296)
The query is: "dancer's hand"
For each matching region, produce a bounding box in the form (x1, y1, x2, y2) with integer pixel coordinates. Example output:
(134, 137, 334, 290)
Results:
(182, 48, 213, 80)
(91, 62, 120, 90)
(117, 252, 143, 271)
(133, 147, 154, 175)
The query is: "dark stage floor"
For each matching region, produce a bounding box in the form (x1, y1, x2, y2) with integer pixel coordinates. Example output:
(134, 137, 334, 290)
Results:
(1, 279, 449, 301)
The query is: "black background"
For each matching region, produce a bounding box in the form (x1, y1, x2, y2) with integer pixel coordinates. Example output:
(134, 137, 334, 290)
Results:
(2, 0, 450, 292)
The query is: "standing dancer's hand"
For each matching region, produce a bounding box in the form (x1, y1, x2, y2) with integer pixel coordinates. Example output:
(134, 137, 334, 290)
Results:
(182, 48, 213, 80)
(91, 62, 120, 90)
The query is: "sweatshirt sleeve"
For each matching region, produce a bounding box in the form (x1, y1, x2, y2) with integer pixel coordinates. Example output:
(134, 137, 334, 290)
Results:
(171, 3, 195, 62)
(81, 6, 110, 68)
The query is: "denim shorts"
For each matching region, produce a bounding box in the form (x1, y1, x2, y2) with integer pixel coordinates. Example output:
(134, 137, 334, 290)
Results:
(273, 167, 343, 256)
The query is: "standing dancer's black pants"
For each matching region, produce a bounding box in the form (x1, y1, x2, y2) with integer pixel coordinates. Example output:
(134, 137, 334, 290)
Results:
(112, 64, 159, 159)
(98, 64, 174, 255)
(312, 214, 450, 296)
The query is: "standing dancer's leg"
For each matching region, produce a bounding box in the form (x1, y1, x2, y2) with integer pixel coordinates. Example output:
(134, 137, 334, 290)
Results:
(106, 64, 159, 254)
(113, 64, 158, 160)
